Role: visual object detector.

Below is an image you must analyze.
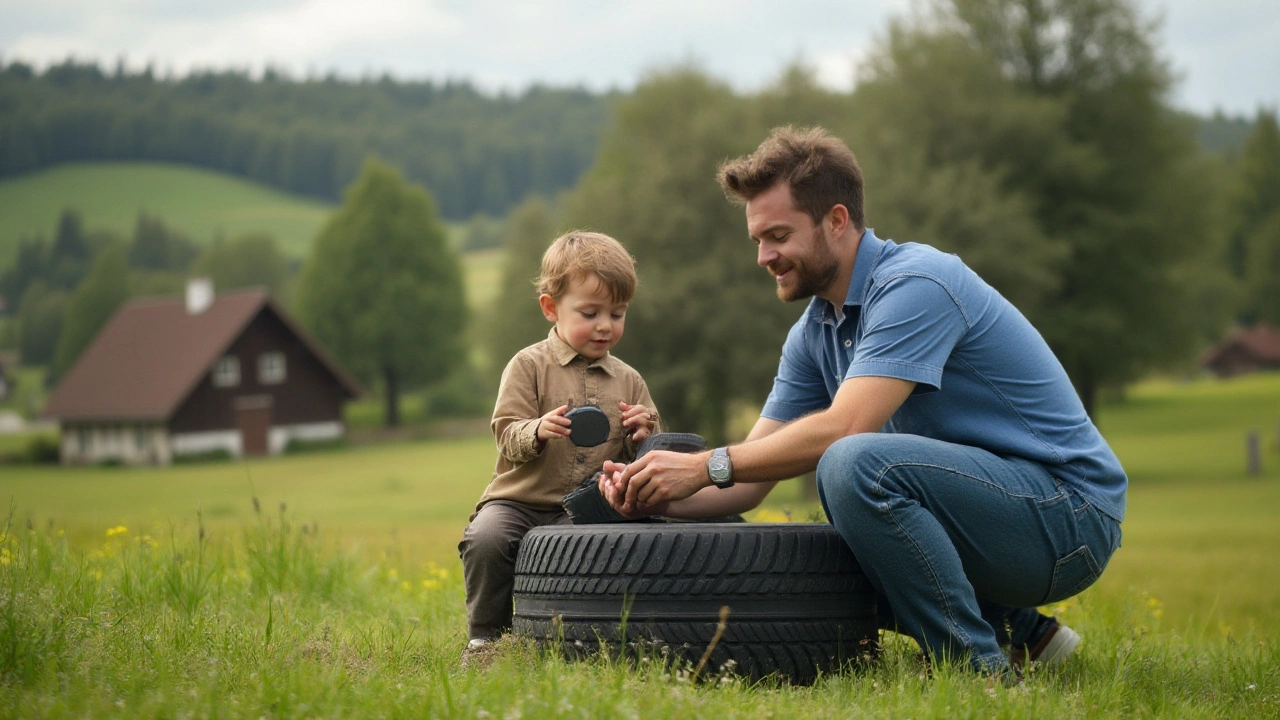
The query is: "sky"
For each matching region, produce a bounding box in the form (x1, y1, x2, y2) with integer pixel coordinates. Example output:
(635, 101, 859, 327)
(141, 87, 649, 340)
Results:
(0, 0, 1276, 117)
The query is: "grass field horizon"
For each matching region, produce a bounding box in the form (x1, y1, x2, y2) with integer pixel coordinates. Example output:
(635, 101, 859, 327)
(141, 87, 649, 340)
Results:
(2, 372, 1278, 716)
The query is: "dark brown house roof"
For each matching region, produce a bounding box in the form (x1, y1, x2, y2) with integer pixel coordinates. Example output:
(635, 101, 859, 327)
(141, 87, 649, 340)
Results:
(1201, 323, 1280, 373)
(43, 288, 361, 422)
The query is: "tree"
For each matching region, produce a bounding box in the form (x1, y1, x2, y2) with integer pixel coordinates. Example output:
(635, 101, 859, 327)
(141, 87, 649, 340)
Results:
(563, 69, 793, 443)
(1229, 111, 1280, 323)
(294, 158, 467, 427)
(47, 209, 90, 290)
(191, 232, 290, 300)
(0, 236, 47, 312)
(485, 197, 558, 376)
(52, 244, 129, 382)
(128, 212, 200, 272)
(856, 0, 1221, 415)
(16, 281, 68, 366)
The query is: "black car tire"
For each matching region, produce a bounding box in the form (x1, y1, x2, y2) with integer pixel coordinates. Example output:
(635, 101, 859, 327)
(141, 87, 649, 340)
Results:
(512, 522, 878, 684)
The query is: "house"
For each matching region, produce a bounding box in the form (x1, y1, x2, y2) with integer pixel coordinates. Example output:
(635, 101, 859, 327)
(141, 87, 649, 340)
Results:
(42, 280, 362, 465)
(1201, 323, 1280, 378)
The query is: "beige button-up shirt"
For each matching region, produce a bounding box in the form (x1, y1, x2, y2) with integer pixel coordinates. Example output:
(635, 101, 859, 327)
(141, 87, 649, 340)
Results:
(476, 328, 661, 511)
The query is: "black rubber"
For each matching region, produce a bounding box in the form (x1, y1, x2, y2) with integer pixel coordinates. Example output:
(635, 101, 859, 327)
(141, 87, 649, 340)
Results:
(565, 405, 610, 447)
(512, 523, 878, 684)
(562, 432, 711, 525)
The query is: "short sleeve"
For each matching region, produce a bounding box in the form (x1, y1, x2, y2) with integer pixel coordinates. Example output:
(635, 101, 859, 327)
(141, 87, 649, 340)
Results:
(847, 274, 968, 391)
(761, 318, 831, 422)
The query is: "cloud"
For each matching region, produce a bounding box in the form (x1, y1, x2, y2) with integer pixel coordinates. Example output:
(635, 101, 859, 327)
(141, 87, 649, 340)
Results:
(0, 0, 1275, 113)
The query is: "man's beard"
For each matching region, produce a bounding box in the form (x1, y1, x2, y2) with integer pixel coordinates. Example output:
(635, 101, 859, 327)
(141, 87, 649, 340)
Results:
(776, 226, 840, 302)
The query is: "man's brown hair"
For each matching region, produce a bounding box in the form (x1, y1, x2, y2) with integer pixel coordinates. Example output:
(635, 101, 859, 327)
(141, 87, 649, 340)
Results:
(717, 125, 865, 229)
(536, 231, 637, 303)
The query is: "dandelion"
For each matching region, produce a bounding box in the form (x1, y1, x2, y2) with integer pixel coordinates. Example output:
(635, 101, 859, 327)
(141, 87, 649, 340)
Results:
(422, 562, 449, 581)
(106, 526, 129, 537)
(0, 548, 11, 565)
(388, 568, 399, 581)
(1145, 595, 1164, 619)
(422, 579, 441, 591)
(750, 508, 792, 523)
(401, 581, 411, 592)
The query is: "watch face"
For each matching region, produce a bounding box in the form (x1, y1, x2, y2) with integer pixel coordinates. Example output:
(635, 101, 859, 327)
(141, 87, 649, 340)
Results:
(709, 454, 731, 482)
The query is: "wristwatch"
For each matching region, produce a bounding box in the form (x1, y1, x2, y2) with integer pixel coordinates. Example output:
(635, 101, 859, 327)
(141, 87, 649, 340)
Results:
(707, 447, 734, 489)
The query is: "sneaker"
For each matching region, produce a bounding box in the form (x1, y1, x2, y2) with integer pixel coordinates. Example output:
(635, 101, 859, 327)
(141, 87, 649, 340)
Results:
(1009, 619, 1081, 668)
(460, 637, 501, 670)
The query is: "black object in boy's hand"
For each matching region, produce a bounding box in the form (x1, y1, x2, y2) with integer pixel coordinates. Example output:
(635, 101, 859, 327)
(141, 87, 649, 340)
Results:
(565, 405, 610, 447)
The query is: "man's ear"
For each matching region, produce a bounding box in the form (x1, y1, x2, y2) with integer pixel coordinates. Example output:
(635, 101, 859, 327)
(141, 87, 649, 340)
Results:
(827, 203, 851, 237)
(538, 294, 559, 322)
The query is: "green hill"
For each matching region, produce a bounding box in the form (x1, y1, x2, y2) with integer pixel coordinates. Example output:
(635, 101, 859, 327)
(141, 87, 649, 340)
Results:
(0, 161, 336, 267)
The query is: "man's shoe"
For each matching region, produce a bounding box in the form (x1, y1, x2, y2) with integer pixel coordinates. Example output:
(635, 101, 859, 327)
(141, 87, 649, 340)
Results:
(1009, 619, 1081, 668)
(460, 637, 501, 670)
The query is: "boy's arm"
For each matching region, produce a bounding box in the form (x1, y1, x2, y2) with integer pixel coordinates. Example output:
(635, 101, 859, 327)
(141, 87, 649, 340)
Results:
(491, 355, 546, 464)
(621, 375, 661, 460)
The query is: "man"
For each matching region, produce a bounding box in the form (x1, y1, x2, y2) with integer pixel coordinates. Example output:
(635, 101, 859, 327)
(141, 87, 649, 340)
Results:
(601, 126, 1125, 678)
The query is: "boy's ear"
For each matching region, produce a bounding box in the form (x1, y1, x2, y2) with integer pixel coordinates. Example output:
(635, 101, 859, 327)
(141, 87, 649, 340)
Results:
(538, 294, 559, 323)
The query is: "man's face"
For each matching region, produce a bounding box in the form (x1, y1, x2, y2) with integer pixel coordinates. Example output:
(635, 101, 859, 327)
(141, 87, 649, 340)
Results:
(745, 183, 840, 302)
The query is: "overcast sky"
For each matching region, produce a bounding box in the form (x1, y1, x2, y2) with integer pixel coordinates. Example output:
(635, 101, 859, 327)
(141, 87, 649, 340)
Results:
(1, 0, 1275, 116)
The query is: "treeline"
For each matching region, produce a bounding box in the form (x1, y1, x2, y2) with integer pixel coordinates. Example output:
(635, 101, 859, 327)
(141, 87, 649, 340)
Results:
(0, 60, 611, 220)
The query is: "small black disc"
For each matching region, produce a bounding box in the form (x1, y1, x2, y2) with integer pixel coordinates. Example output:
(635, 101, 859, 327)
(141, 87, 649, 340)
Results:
(565, 405, 610, 447)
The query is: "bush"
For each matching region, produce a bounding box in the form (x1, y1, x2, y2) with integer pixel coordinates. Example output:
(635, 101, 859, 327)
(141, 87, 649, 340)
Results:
(283, 436, 347, 455)
(0, 434, 61, 465)
(172, 448, 234, 464)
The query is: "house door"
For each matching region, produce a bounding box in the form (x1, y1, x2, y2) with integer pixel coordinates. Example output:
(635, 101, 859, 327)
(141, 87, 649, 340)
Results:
(235, 396, 273, 457)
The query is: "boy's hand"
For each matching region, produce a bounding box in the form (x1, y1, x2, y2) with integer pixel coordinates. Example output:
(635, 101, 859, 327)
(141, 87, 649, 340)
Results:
(536, 405, 572, 447)
(620, 402, 657, 442)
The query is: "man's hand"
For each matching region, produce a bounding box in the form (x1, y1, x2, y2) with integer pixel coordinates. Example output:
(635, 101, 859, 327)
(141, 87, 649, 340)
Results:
(599, 460, 670, 518)
(619, 402, 657, 442)
(613, 450, 710, 514)
(535, 405, 571, 447)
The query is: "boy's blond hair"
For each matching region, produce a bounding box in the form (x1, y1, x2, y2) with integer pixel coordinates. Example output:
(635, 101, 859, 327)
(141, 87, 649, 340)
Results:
(536, 231, 637, 303)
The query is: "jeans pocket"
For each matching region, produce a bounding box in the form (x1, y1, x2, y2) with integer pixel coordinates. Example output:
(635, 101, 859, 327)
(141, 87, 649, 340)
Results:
(1043, 545, 1102, 605)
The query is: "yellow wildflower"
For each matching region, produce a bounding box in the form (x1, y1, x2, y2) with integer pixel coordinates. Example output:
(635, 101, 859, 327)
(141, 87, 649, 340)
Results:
(106, 526, 128, 537)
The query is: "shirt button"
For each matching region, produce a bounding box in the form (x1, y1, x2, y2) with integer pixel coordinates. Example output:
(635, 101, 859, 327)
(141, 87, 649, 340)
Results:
(576, 454, 586, 463)
(844, 339, 852, 348)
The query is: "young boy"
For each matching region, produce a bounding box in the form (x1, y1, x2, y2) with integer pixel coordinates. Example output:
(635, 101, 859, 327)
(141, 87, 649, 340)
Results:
(458, 231, 660, 660)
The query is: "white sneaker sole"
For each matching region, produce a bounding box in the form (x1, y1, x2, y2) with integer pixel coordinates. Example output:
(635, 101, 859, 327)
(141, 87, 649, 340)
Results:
(1036, 624, 1081, 664)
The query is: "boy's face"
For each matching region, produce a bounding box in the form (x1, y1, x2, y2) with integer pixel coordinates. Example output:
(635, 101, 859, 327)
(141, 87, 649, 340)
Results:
(539, 273, 628, 361)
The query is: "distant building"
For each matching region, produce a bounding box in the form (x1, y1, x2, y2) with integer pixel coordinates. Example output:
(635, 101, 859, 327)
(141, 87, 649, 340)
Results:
(42, 280, 362, 465)
(1201, 323, 1280, 378)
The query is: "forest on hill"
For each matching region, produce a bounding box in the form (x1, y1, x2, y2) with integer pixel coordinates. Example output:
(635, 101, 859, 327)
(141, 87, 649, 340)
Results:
(0, 60, 611, 221)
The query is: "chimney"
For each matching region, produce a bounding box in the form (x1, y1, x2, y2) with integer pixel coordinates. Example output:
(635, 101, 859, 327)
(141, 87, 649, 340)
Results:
(186, 277, 214, 315)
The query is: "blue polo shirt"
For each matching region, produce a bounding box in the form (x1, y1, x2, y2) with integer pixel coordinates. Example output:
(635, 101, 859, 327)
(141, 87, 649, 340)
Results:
(761, 229, 1127, 522)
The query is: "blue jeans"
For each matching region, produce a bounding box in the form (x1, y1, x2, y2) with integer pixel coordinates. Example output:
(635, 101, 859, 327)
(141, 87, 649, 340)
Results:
(816, 433, 1122, 672)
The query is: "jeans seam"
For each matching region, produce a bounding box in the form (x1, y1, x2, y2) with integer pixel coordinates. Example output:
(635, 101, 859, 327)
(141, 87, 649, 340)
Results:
(875, 472, 972, 652)
(879, 460, 1046, 501)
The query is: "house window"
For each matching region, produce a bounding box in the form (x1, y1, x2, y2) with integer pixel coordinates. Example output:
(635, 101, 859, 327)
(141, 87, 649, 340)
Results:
(258, 352, 286, 385)
(213, 356, 240, 387)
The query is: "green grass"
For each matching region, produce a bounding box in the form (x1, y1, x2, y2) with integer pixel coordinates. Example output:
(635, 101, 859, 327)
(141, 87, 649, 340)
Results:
(0, 373, 1278, 716)
(0, 162, 336, 264)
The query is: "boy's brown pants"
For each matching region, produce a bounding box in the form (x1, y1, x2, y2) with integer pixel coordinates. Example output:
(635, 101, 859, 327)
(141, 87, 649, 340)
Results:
(458, 500, 570, 640)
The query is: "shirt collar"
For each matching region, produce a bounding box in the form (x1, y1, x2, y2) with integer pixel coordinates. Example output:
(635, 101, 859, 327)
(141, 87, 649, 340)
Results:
(547, 327, 618, 375)
(805, 228, 886, 326)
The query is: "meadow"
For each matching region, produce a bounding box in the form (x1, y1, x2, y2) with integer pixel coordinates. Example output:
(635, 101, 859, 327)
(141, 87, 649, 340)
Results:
(1, 374, 1278, 717)
(0, 162, 335, 265)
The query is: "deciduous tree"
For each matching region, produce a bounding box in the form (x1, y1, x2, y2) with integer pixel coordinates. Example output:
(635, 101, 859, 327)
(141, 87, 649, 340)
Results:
(295, 158, 466, 427)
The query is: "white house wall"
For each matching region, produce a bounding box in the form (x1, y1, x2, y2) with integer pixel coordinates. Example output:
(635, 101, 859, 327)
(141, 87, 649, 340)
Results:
(170, 430, 242, 459)
(60, 423, 170, 465)
(268, 421, 344, 455)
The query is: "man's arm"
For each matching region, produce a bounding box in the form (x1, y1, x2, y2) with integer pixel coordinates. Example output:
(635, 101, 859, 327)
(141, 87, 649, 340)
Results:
(610, 375, 916, 515)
